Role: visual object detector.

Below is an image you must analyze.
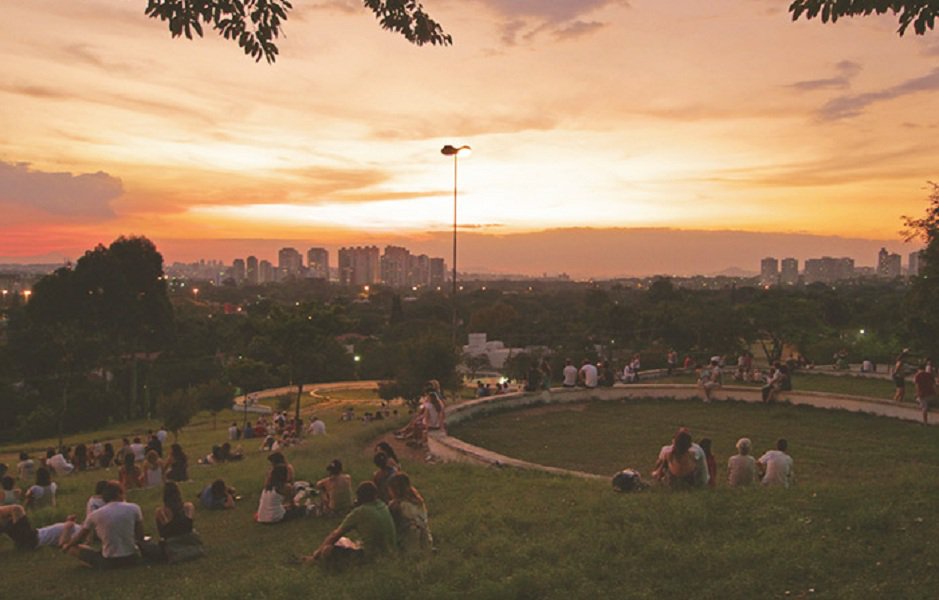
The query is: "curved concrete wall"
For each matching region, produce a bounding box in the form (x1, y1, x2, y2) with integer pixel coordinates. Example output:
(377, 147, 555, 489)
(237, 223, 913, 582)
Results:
(428, 384, 932, 480)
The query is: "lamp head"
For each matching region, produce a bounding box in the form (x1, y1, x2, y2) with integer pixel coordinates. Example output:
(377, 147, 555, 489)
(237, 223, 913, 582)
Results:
(441, 144, 471, 157)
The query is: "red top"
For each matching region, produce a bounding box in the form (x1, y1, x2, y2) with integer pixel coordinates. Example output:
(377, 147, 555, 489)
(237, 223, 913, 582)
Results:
(914, 370, 936, 397)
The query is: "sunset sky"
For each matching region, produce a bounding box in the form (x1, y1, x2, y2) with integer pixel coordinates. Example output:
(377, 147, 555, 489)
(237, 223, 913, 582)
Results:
(1, 1, 936, 276)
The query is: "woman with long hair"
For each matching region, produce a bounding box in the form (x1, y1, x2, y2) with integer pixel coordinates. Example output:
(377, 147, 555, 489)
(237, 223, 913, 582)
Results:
(164, 443, 189, 482)
(24, 467, 57, 511)
(256, 465, 305, 524)
(156, 482, 195, 541)
(388, 472, 432, 552)
(118, 452, 142, 490)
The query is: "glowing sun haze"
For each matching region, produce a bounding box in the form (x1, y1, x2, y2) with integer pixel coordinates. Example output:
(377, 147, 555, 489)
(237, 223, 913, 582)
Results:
(0, 0, 936, 274)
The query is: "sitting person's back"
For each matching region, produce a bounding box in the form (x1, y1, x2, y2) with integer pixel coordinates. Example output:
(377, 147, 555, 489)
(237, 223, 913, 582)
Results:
(388, 473, 432, 553)
(727, 438, 757, 487)
(304, 482, 397, 565)
(200, 479, 235, 510)
(1, 476, 22, 506)
(156, 482, 195, 541)
(25, 468, 57, 510)
(315, 459, 353, 515)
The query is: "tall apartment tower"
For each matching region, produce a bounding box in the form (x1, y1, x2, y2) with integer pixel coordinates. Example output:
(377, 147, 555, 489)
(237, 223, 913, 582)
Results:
(804, 257, 855, 284)
(760, 257, 779, 286)
(429, 257, 446, 287)
(381, 246, 410, 287)
(246, 256, 259, 285)
(259, 260, 274, 284)
(909, 250, 922, 277)
(338, 246, 380, 286)
(231, 258, 246, 284)
(877, 247, 901, 278)
(306, 248, 329, 280)
(278, 247, 303, 279)
(408, 254, 431, 287)
(780, 258, 799, 285)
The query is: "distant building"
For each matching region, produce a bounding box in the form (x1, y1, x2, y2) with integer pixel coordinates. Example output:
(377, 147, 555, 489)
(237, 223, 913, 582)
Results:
(232, 258, 246, 284)
(760, 257, 779, 286)
(430, 257, 446, 288)
(278, 247, 303, 279)
(380, 246, 410, 287)
(877, 247, 901, 278)
(804, 256, 854, 284)
(338, 246, 380, 286)
(259, 260, 274, 284)
(780, 257, 799, 285)
(306, 248, 329, 280)
(246, 256, 258, 285)
(463, 332, 523, 369)
(909, 250, 922, 277)
(408, 254, 431, 287)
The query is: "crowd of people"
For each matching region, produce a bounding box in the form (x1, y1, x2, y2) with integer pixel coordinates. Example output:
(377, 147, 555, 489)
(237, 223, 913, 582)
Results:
(648, 427, 794, 490)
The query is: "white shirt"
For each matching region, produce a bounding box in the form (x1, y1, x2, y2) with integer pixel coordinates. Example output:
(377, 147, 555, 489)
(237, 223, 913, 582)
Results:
(228, 425, 239, 440)
(130, 443, 146, 462)
(82, 501, 143, 558)
(86, 495, 106, 520)
(562, 365, 578, 386)
(579, 364, 598, 388)
(257, 489, 286, 523)
(308, 419, 326, 435)
(758, 450, 794, 488)
(47, 454, 74, 475)
(156, 429, 168, 443)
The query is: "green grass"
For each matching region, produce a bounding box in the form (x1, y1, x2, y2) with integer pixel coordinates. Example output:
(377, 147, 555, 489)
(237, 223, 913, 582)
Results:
(3, 391, 938, 598)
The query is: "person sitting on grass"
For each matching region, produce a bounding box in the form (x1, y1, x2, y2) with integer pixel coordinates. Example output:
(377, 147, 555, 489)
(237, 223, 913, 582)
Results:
(97, 443, 115, 470)
(154, 482, 196, 554)
(243, 421, 255, 440)
(219, 442, 244, 462)
(86, 480, 109, 519)
(652, 429, 709, 489)
(375, 442, 401, 470)
(313, 459, 353, 517)
(0, 504, 79, 550)
(256, 465, 306, 524)
(24, 467, 57, 511)
(1, 475, 22, 506)
(266, 451, 295, 485)
(387, 473, 432, 553)
(46, 447, 74, 476)
(142, 450, 164, 488)
(303, 481, 397, 566)
(118, 452, 143, 490)
(727, 438, 757, 487)
(699, 438, 717, 488)
(199, 479, 236, 510)
(17, 452, 36, 482)
(64, 480, 144, 569)
(164, 443, 189, 483)
(371, 452, 399, 503)
(758, 438, 794, 488)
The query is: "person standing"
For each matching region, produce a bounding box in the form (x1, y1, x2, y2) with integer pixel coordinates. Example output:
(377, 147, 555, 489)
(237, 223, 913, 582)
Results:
(893, 350, 910, 403)
(914, 361, 937, 424)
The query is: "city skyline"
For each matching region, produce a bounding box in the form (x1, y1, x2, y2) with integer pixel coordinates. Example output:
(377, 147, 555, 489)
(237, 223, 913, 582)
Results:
(1, 2, 938, 270)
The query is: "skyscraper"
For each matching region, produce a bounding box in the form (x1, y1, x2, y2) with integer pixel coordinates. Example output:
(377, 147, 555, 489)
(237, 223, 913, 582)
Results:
(804, 257, 854, 284)
(338, 246, 380, 286)
(278, 247, 303, 279)
(381, 245, 410, 287)
(306, 248, 329, 280)
(877, 247, 901, 278)
(430, 257, 446, 287)
(780, 258, 798, 285)
(232, 258, 246, 284)
(259, 260, 274, 284)
(760, 257, 779, 286)
(246, 255, 258, 285)
(909, 250, 922, 277)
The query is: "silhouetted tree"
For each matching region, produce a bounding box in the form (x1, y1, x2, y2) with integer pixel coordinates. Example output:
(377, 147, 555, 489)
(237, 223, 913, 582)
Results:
(790, 1, 939, 36)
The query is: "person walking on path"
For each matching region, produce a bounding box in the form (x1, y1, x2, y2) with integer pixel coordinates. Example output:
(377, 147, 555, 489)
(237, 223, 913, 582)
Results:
(892, 350, 910, 403)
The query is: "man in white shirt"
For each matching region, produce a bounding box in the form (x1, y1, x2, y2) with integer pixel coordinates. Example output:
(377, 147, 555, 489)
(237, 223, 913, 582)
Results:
(156, 426, 169, 444)
(46, 449, 74, 476)
(129, 438, 146, 462)
(758, 439, 794, 488)
(65, 481, 145, 568)
(308, 416, 326, 436)
(578, 359, 599, 389)
(228, 422, 240, 440)
(562, 359, 578, 387)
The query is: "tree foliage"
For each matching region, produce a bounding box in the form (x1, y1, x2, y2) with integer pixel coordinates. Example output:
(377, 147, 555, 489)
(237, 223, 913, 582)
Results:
(145, 0, 451, 63)
(157, 388, 198, 439)
(790, 1, 939, 35)
(902, 182, 939, 359)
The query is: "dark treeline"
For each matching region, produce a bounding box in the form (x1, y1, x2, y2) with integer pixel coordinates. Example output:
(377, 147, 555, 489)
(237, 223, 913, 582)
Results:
(3, 195, 939, 443)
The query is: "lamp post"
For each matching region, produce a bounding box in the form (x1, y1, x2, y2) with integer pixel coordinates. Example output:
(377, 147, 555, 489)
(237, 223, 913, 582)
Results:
(441, 144, 471, 347)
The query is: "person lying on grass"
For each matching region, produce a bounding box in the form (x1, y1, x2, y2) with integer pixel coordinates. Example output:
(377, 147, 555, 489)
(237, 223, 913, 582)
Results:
(0, 504, 80, 550)
(64, 480, 145, 569)
(303, 481, 396, 565)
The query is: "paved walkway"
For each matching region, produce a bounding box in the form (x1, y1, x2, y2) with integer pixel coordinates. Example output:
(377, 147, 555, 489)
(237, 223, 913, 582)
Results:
(428, 383, 934, 481)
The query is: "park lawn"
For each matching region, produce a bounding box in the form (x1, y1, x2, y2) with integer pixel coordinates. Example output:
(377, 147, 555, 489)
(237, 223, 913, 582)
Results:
(1, 391, 936, 598)
(654, 371, 898, 401)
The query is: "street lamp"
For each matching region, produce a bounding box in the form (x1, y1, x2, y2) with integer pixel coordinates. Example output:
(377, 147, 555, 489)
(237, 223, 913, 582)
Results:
(441, 144, 471, 346)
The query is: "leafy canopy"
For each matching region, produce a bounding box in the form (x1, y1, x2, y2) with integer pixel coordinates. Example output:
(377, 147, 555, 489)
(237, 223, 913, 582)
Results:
(789, 1, 939, 35)
(145, 0, 451, 63)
